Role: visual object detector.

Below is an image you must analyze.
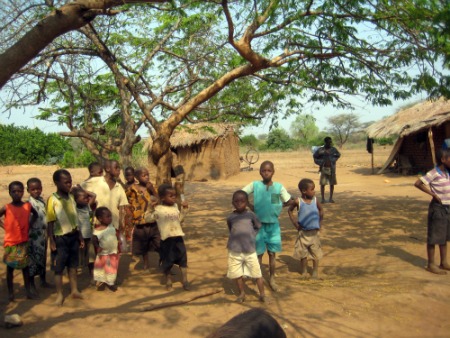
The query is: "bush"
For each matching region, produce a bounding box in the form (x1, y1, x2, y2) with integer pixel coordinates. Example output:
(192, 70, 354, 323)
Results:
(376, 137, 394, 146)
(60, 149, 96, 168)
(0, 124, 71, 165)
(240, 134, 259, 147)
(263, 128, 295, 151)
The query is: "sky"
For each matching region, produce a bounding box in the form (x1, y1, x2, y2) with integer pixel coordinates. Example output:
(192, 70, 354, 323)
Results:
(1, 92, 427, 138)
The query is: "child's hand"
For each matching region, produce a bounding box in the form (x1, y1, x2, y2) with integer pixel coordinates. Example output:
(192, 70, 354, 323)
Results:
(433, 194, 442, 204)
(50, 238, 56, 251)
(181, 201, 189, 209)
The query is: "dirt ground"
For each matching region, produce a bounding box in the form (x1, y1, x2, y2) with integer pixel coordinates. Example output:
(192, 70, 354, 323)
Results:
(1, 146, 450, 338)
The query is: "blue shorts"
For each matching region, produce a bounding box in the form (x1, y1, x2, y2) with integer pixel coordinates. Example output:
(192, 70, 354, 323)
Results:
(256, 222, 282, 255)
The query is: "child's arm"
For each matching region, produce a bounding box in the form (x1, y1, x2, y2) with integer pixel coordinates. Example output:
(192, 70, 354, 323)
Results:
(180, 202, 189, 223)
(287, 198, 300, 230)
(414, 179, 441, 204)
(86, 191, 97, 209)
(317, 199, 324, 226)
(48, 221, 56, 251)
(0, 206, 5, 229)
(92, 235, 101, 254)
(146, 181, 158, 197)
(30, 206, 38, 226)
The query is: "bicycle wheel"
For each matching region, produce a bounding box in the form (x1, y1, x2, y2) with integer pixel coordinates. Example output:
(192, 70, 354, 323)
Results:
(245, 148, 259, 165)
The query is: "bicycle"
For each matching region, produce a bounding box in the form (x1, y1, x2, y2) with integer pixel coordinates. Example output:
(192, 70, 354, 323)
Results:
(240, 147, 260, 171)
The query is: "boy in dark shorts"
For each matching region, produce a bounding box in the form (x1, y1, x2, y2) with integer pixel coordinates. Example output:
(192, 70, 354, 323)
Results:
(414, 149, 450, 274)
(47, 169, 84, 305)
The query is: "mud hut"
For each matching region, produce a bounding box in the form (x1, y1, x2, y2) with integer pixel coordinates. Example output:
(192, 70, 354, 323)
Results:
(366, 98, 450, 174)
(147, 123, 240, 181)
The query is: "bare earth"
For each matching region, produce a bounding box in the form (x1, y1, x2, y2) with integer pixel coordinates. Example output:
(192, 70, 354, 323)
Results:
(1, 147, 450, 338)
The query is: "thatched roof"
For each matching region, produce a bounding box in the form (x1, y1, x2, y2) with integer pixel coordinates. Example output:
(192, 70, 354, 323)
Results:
(366, 98, 450, 138)
(145, 123, 237, 149)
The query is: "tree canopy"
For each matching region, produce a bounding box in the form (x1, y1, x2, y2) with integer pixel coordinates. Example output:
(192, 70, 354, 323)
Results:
(1, 0, 449, 180)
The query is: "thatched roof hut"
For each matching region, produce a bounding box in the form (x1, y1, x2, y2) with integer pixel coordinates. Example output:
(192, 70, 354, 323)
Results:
(146, 123, 240, 181)
(366, 98, 450, 174)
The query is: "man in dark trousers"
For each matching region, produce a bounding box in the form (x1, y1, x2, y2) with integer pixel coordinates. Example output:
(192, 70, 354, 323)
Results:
(313, 136, 341, 203)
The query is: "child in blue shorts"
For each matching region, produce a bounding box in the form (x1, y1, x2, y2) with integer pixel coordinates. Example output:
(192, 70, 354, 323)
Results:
(242, 161, 291, 291)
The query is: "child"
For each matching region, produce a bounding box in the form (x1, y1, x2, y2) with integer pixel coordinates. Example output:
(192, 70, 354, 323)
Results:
(226, 190, 266, 303)
(0, 181, 38, 301)
(414, 148, 450, 274)
(80, 161, 110, 211)
(288, 178, 324, 279)
(92, 207, 120, 292)
(47, 169, 84, 305)
(242, 160, 291, 291)
(126, 167, 160, 269)
(27, 177, 51, 295)
(151, 183, 189, 290)
(72, 186, 97, 284)
(124, 166, 136, 189)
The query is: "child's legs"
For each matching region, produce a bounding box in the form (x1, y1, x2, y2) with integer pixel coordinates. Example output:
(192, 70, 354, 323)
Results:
(234, 277, 245, 299)
(439, 244, 450, 267)
(6, 266, 14, 300)
(264, 223, 282, 278)
(311, 260, 320, 279)
(132, 225, 150, 268)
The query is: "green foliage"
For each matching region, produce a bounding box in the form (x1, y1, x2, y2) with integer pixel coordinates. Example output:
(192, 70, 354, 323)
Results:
(376, 137, 395, 146)
(262, 128, 295, 151)
(60, 149, 96, 168)
(240, 135, 259, 147)
(0, 124, 71, 165)
(327, 113, 361, 148)
(290, 114, 320, 146)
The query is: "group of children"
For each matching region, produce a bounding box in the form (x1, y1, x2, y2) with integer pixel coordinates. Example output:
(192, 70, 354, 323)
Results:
(7, 150, 449, 306)
(1, 162, 191, 304)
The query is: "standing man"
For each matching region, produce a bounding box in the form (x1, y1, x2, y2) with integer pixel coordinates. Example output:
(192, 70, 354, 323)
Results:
(313, 137, 341, 203)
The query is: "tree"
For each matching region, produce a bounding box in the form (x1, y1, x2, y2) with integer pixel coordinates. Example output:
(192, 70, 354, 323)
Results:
(265, 128, 295, 151)
(290, 114, 319, 146)
(2, 1, 450, 183)
(327, 113, 361, 148)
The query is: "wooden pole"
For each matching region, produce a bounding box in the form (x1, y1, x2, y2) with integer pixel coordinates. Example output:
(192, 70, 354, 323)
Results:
(371, 145, 374, 175)
(428, 128, 436, 166)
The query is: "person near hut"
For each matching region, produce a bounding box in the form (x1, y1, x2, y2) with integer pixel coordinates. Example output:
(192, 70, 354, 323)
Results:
(313, 136, 341, 203)
(414, 148, 450, 275)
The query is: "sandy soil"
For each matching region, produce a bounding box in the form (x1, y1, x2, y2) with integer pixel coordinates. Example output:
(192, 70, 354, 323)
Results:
(1, 147, 450, 338)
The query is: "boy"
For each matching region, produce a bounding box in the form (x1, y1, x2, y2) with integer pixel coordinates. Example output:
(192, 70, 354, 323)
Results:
(414, 149, 450, 274)
(104, 160, 129, 232)
(80, 161, 110, 211)
(47, 169, 84, 305)
(226, 190, 266, 303)
(288, 178, 323, 279)
(242, 161, 291, 291)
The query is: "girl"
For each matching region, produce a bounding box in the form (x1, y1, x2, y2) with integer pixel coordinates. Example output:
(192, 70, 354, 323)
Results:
(152, 184, 189, 291)
(92, 207, 120, 292)
(0, 181, 38, 301)
(27, 177, 51, 295)
(72, 185, 96, 284)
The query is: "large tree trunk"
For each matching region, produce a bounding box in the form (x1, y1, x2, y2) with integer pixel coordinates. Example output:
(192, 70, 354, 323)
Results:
(153, 149, 173, 186)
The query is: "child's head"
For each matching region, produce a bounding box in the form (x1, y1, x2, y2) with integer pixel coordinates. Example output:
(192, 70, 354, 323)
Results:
(9, 181, 24, 203)
(95, 207, 112, 225)
(232, 190, 248, 213)
(52, 169, 72, 194)
(298, 178, 315, 199)
(104, 160, 121, 178)
(72, 186, 90, 207)
(134, 167, 149, 185)
(158, 183, 176, 206)
(27, 177, 42, 199)
(439, 148, 450, 168)
(88, 162, 103, 177)
(124, 166, 135, 184)
(324, 136, 332, 148)
(259, 161, 275, 183)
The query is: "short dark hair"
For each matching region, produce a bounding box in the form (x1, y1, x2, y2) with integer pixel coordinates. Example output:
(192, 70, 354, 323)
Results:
(26, 177, 41, 187)
(260, 160, 274, 170)
(71, 186, 86, 200)
(134, 167, 148, 178)
(88, 162, 103, 173)
(9, 181, 24, 191)
(124, 166, 135, 173)
(95, 206, 110, 219)
(53, 169, 71, 183)
(438, 148, 450, 165)
(298, 178, 314, 192)
(232, 190, 248, 201)
(158, 183, 174, 197)
(324, 136, 332, 143)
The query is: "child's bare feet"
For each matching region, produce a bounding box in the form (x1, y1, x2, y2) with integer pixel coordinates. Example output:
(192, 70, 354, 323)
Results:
(259, 295, 271, 303)
(269, 277, 279, 292)
(106, 284, 118, 292)
(54, 293, 64, 306)
(26, 291, 40, 300)
(165, 283, 173, 291)
(439, 263, 450, 271)
(40, 281, 54, 288)
(426, 264, 447, 275)
(97, 282, 106, 291)
(183, 281, 191, 291)
(8, 293, 14, 303)
(70, 291, 84, 299)
(235, 295, 245, 303)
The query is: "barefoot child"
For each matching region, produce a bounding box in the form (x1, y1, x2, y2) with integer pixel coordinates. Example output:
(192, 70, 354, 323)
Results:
(226, 190, 266, 303)
(72, 186, 97, 284)
(242, 161, 291, 291)
(92, 207, 120, 292)
(288, 178, 324, 279)
(47, 169, 84, 305)
(27, 177, 52, 293)
(414, 148, 450, 274)
(152, 184, 190, 290)
(126, 167, 160, 269)
(0, 181, 38, 301)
